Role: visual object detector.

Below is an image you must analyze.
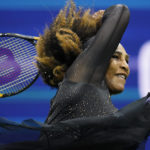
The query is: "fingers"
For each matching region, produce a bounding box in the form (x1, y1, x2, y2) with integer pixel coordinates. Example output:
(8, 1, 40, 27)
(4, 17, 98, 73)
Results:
(92, 10, 104, 19)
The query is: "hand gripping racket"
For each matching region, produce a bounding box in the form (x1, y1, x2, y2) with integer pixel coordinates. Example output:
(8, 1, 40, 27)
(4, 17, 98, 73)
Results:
(0, 33, 39, 98)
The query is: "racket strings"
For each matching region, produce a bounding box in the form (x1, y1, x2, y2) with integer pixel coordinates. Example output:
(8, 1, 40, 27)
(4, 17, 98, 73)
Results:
(0, 67, 14, 77)
(0, 37, 36, 58)
(0, 45, 36, 93)
(0, 37, 38, 96)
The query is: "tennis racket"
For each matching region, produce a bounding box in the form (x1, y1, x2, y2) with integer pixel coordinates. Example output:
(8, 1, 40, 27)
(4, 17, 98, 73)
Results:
(0, 33, 39, 98)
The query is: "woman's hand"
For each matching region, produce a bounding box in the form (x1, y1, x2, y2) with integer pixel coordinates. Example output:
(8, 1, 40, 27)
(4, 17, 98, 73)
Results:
(92, 10, 104, 19)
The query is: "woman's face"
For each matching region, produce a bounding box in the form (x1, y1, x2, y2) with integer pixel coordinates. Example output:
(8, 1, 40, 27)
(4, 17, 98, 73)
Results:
(105, 44, 130, 95)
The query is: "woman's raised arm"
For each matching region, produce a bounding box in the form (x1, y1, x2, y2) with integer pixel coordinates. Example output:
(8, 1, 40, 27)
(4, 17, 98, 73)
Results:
(65, 5, 130, 85)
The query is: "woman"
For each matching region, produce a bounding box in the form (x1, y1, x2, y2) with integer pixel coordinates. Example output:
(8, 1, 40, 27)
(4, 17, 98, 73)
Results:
(35, 1, 128, 125)
(35, 1, 150, 150)
(0, 1, 150, 150)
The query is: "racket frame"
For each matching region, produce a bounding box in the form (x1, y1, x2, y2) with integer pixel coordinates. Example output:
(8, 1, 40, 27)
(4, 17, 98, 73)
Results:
(0, 33, 39, 98)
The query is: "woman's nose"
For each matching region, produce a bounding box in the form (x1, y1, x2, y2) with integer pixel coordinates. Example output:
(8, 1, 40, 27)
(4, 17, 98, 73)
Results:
(120, 60, 129, 73)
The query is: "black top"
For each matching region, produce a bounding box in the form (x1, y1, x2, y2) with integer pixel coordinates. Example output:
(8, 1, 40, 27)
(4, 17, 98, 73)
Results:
(46, 80, 118, 124)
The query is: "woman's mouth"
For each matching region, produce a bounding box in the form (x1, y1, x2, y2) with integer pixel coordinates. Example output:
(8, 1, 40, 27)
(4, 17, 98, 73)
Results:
(116, 73, 127, 80)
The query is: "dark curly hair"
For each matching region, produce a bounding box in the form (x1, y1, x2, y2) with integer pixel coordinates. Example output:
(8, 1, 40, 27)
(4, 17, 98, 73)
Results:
(36, 0, 104, 87)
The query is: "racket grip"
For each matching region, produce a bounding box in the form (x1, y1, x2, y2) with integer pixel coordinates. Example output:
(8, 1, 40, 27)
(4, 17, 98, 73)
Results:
(0, 93, 4, 98)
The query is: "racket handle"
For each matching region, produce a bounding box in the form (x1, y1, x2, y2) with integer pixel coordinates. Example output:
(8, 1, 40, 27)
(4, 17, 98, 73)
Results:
(0, 93, 10, 98)
(0, 93, 4, 98)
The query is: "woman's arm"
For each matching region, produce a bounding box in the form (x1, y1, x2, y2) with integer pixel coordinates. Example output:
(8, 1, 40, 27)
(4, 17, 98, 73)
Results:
(65, 5, 130, 86)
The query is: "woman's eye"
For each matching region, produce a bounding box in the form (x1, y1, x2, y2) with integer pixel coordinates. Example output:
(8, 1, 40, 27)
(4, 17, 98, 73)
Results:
(112, 55, 119, 59)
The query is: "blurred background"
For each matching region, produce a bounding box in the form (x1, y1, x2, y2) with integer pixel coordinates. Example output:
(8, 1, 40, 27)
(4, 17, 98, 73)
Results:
(0, 0, 150, 149)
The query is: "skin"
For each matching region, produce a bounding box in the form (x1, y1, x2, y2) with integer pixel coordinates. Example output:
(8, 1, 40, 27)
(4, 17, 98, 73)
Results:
(92, 10, 104, 19)
(105, 43, 130, 95)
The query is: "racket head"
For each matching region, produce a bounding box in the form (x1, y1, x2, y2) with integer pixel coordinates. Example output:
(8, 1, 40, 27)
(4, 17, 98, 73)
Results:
(0, 33, 39, 98)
